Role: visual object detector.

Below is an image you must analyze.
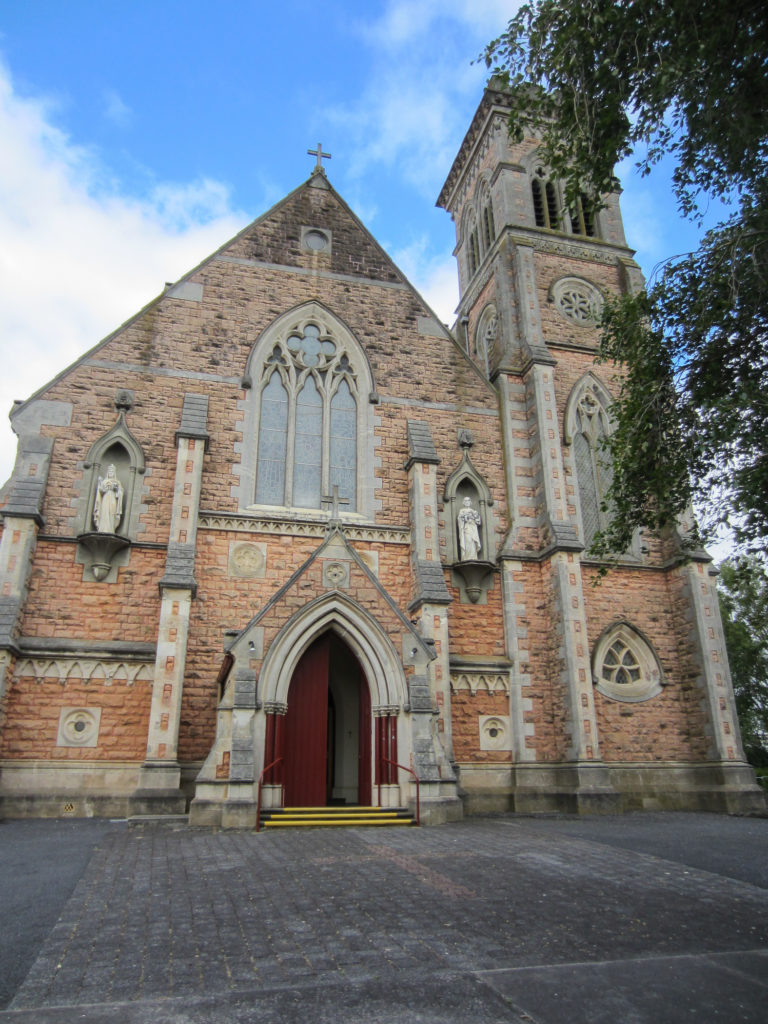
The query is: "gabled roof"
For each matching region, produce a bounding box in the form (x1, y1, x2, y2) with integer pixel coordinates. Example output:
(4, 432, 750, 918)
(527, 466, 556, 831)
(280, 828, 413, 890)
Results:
(12, 168, 456, 421)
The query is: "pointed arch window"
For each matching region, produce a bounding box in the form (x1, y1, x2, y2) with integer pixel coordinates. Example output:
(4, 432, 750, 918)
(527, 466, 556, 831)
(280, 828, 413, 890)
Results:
(475, 303, 498, 378)
(592, 623, 664, 702)
(532, 169, 599, 238)
(255, 371, 288, 503)
(248, 311, 367, 513)
(479, 181, 495, 251)
(565, 378, 614, 548)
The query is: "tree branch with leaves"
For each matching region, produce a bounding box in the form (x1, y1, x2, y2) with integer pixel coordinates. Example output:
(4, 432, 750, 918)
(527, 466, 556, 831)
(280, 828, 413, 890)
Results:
(484, 0, 768, 555)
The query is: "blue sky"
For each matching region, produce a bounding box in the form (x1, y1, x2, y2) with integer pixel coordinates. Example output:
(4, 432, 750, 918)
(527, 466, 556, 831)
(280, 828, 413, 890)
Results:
(0, 1, 709, 487)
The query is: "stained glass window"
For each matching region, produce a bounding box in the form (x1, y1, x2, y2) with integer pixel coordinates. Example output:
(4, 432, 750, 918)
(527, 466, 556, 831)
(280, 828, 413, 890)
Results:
(293, 376, 323, 508)
(253, 321, 359, 511)
(330, 379, 357, 511)
(255, 371, 288, 504)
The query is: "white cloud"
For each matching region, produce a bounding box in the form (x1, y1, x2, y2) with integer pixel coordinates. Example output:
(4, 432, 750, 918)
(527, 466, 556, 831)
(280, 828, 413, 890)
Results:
(0, 62, 247, 484)
(332, 1, 520, 198)
(103, 89, 132, 127)
(393, 237, 459, 325)
(358, 0, 514, 49)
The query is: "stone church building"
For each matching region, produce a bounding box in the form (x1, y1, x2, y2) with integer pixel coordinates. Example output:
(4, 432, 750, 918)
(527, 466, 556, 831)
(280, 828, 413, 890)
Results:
(0, 88, 762, 824)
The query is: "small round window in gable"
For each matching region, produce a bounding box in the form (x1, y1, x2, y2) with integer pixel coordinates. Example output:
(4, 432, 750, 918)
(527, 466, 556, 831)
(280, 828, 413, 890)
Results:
(302, 227, 331, 252)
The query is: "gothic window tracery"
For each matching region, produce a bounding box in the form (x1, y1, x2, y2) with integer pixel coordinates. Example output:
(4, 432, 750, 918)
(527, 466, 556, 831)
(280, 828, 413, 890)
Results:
(552, 277, 603, 326)
(592, 623, 663, 702)
(252, 313, 361, 512)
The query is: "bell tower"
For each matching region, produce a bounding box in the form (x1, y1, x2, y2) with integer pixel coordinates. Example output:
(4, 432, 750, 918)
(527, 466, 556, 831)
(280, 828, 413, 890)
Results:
(437, 87, 643, 809)
(437, 86, 637, 381)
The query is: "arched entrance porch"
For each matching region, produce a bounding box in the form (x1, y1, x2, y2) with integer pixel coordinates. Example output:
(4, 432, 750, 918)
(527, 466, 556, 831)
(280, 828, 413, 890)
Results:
(281, 633, 372, 806)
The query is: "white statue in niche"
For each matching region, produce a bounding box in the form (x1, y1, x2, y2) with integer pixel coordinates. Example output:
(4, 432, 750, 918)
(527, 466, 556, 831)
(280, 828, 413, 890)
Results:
(457, 497, 482, 561)
(93, 465, 124, 534)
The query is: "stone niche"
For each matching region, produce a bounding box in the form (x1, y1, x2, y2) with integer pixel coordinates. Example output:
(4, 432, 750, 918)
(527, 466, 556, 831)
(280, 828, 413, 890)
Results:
(442, 429, 496, 603)
(74, 397, 146, 583)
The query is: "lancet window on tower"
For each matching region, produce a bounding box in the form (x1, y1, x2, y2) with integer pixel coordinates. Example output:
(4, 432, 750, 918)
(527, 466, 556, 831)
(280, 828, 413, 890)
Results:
(252, 318, 360, 511)
(532, 169, 597, 238)
(463, 179, 496, 281)
(564, 376, 614, 548)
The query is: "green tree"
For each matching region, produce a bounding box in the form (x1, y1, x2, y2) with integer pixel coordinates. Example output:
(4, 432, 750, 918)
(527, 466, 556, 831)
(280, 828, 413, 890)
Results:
(483, 1, 768, 556)
(717, 557, 768, 778)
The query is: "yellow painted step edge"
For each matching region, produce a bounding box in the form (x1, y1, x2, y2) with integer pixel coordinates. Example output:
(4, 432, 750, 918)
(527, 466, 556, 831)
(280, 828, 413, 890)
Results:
(265, 815, 405, 822)
(267, 812, 402, 819)
(264, 818, 414, 827)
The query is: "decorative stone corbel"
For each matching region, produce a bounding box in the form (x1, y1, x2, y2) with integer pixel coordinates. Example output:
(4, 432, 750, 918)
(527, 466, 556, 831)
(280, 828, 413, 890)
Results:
(76, 531, 130, 582)
(450, 558, 496, 604)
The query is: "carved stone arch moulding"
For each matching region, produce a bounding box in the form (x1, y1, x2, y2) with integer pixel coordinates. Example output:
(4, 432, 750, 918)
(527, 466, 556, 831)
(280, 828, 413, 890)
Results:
(592, 621, 665, 703)
(235, 300, 378, 518)
(563, 372, 614, 447)
(231, 591, 415, 713)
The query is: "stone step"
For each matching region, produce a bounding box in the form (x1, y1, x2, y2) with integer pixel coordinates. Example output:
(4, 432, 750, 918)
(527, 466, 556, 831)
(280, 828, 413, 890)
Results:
(260, 805, 418, 828)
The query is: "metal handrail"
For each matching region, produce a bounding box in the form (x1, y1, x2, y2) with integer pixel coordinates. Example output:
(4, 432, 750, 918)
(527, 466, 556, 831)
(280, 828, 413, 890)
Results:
(255, 757, 283, 833)
(379, 757, 420, 825)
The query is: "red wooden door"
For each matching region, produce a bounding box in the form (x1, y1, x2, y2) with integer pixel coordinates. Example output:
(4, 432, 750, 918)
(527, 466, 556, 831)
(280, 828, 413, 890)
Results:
(283, 637, 329, 806)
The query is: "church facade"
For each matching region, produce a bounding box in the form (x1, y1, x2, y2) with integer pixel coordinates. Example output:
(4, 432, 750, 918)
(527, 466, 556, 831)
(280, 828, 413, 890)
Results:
(0, 88, 762, 824)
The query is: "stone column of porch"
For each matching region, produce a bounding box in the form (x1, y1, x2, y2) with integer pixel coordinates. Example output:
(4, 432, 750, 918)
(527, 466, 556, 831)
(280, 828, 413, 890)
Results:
(403, 421, 460, 821)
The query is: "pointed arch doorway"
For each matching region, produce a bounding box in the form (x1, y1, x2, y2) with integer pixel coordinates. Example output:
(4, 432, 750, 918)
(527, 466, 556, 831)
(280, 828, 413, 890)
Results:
(282, 633, 372, 807)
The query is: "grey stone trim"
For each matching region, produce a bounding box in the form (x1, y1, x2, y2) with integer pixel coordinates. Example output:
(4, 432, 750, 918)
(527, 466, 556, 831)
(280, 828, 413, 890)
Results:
(175, 394, 210, 449)
(409, 560, 452, 610)
(405, 420, 440, 468)
(3, 480, 46, 521)
(3, 430, 53, 521)
(159, 543, 197, 593)
(85, 359, 241, 386)
(507, 229, 633, 264)
(417, 316, 451, 338)
(229, 753, 255, 784)
(165, 281, 203, 302)
(0, 597, 21, 646)
(17, 637, 156, 658)
(38, 535, 167, 550)
(233, 669, 258, 710)
(215, 254, 411, 291)
(198, 512, 410, 544)
(408, 674, 433, 712)
(546, 523, 583, 550)
(379, 395, 497, 416)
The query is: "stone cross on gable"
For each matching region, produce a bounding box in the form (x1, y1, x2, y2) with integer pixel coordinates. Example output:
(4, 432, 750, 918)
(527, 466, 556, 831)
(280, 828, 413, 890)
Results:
(321, 484, 349, 525)
(308, 143, 332, 171)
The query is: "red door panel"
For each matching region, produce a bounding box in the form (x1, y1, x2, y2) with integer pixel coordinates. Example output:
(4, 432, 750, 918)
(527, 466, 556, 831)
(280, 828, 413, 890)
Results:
(283, 637, 329, 806)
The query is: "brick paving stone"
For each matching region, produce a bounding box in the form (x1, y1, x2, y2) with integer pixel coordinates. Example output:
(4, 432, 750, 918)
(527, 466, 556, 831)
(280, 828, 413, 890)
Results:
(1, 814, 767, 1023)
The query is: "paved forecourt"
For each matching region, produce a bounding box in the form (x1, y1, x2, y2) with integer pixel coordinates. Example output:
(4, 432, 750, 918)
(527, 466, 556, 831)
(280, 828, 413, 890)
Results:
(0, 812, 767, 1023)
